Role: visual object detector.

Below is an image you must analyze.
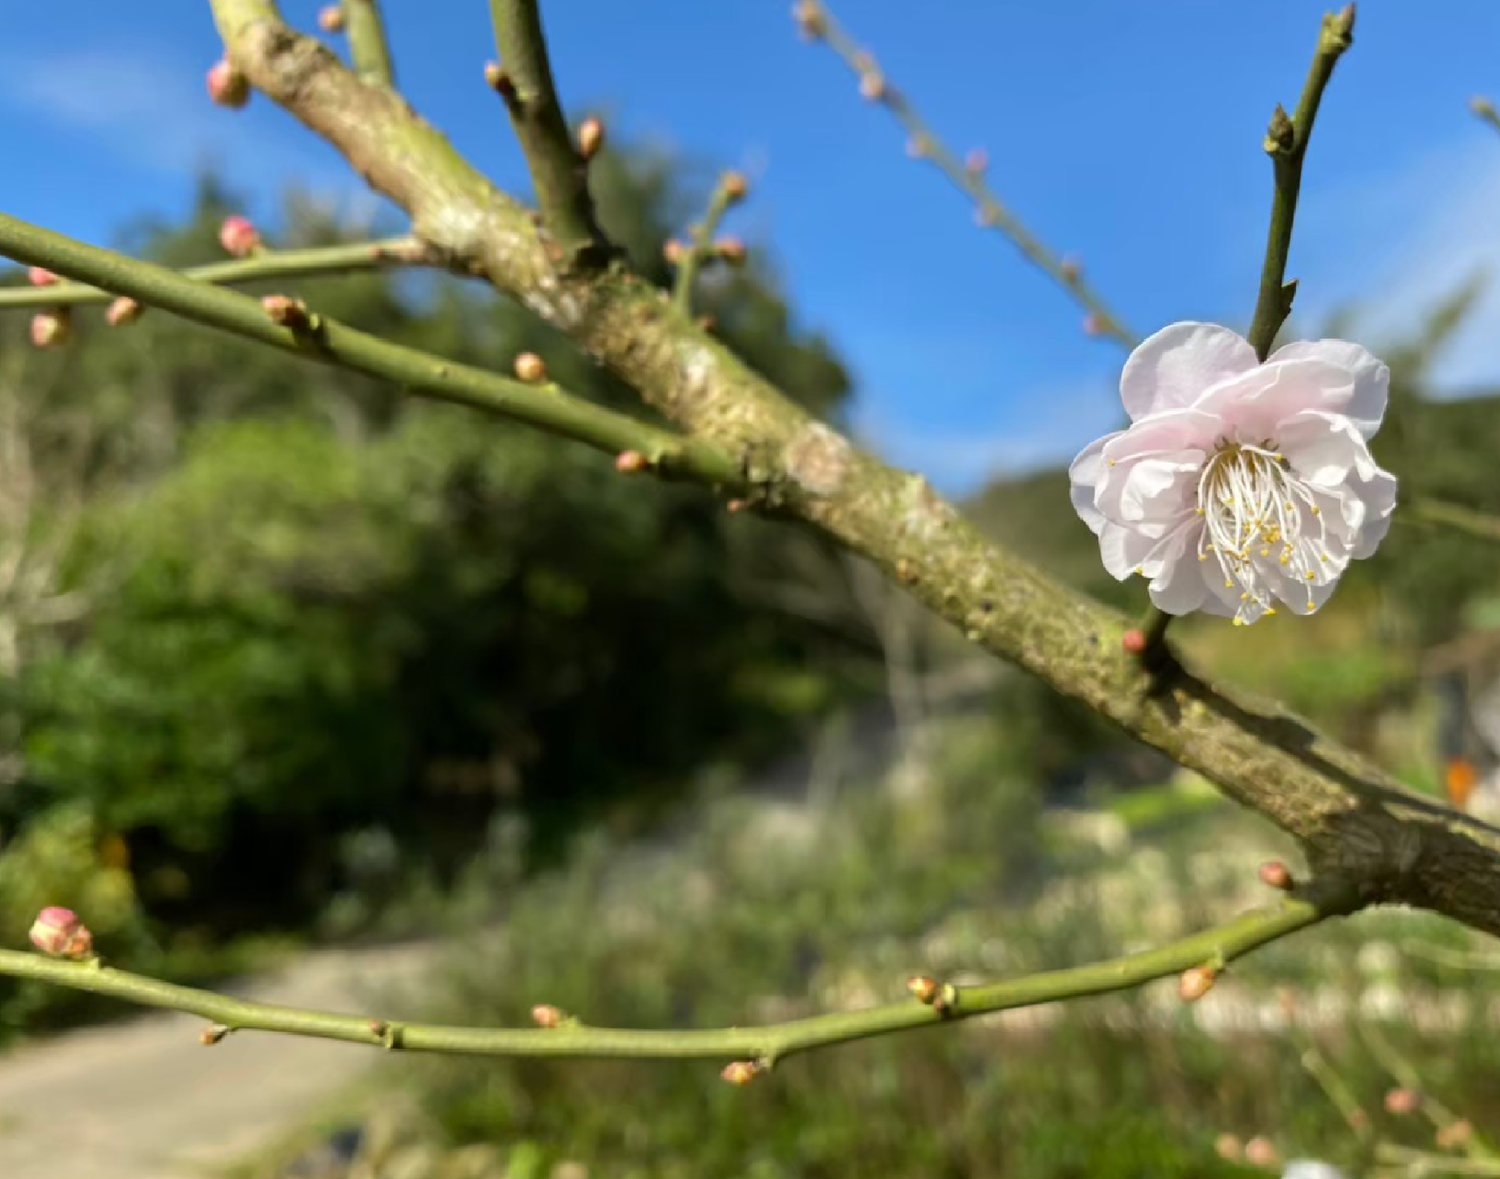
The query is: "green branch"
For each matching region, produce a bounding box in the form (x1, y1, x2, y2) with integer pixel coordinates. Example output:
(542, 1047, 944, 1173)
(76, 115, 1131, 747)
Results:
(797, 1, 1137, 348)
(0, 890, 1341, 1064)
(1472, 96, 1500, 139)
(1406, 496, 1500, 543)
(671, 172, 744, 315)
(344, 0, 395, 86)
(487, 0, 605, 259)
(1246, 6, 1355, 359)
(0, 212, 737, 488)
(0, 238, 424, 309)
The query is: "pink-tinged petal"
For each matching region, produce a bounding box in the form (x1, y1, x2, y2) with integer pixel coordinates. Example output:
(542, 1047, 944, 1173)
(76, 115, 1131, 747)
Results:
(1271, 338, 1388, 438)
(1100, 408, 1222, 462)
(1277, 410, 1378, 486)
(1069, 432, 1120, 536)
(1146, 524, 1210, 614)
(1119, 322, 1257, 421)
(1345, 467, 1397, 559)
(1193, 359, 1355, 442)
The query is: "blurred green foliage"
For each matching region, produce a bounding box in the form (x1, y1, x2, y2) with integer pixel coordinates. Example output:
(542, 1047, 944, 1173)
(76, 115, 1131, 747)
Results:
(0, 150, 860, 957)
(288, 716, 1494, 1179)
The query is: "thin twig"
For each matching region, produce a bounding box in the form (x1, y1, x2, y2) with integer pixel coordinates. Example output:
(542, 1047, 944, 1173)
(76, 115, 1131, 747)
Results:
(1375, 1146, 1500, 1177)
(0, 891, 1340, 1064)
(671, 172, 744, 315)
(1363, 1020, 1498, 1160)
(0, 212, 736, 487)
(344, 0, 395, 86)
(1404, 497, 1500, 543)
(1246, 5, 1355, 359)
(488, 0, 604, 259)
(0, 238, 425, 309)
(1471, 97, 1500, 139)
(797, 1, 1136, 348)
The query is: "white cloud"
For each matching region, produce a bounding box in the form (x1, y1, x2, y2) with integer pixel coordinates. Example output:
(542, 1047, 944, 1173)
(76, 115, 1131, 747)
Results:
(853, 376, 1118, 494)
(0, 46, 331, 182)
(1299, 134, 1500, 392)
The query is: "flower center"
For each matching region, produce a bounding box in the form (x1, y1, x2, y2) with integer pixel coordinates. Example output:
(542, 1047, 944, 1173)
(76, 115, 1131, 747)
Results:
(1195, 440, 1325, 623)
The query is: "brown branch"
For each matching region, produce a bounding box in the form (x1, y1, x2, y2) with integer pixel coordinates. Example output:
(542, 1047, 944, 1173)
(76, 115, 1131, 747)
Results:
(195, 0, 1500, 938)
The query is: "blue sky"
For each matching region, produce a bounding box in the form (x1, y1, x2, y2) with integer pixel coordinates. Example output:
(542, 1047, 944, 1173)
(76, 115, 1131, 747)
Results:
(4, 2, 1500, 492)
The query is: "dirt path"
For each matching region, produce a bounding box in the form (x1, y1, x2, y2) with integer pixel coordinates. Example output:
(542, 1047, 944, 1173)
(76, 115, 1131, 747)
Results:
(0, 942, 436, 1179)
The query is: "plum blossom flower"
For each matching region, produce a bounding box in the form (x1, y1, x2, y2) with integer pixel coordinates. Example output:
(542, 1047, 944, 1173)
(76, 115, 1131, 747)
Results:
(1069, 322, 1396, 625)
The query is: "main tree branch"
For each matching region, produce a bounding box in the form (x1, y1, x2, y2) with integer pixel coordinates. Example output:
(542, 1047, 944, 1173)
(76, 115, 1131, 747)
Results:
(0, 887, 1345, 1065)
(195, 0, 1500, 937)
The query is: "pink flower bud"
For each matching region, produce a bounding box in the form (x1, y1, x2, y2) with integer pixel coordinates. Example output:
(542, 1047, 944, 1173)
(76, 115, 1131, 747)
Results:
(106, 296, 144, 327)
(964, 148, 989, 176)
(858, 71, 887, 102)
(1083, 312, 1103, 337)
(513, 352, 548, 383)
(318, 5, 346, 33)
(1384, 1087, 1420, 1115)
(720, 1060, 761, 1085)
(206, 58, 250, 109)
(1243, 1136, 1279, 1167)
(715, 238, 748, 266)
(27, 266, 58, 287)
(261, 294, 312, 330)
(721, 172, 749, 203)
(906, 975, 940, 1004)
(30, 906, 92, 958)
(1213, 1133, 1243, 1161)
(577, 116, 605, 161)
(29, 311, 71, 349)
(1437, 1119, 1474, 1150)
(615, 450, 649, 474)
(792, 1, 826, 39)
(219, 215, 261, 258)
(530, 1004, 565, 1028)
(1258, 860, 1293, 890)
(1178, 964, 1217, 1002)
(1121, 628, 1147, 655)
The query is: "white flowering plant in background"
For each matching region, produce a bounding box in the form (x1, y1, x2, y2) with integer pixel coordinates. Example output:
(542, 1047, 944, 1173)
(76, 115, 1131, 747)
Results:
(1070, 322, 1397, 625)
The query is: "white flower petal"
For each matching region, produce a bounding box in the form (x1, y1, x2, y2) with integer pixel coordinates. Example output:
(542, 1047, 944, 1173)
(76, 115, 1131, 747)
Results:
(1068, 432, 1120, 536)
(1271, 338, 1389, 438)
(1099, 521, 1158, 581)
(1278, 410, 1378, 486)
(1119, 322, 1258, 421)
(1193, 359, 1357, 442)
(1147, 524, 1210, 614)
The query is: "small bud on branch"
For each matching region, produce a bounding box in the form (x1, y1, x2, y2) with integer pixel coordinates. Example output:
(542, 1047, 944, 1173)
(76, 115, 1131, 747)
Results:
(106, 296, 144, 327)
(261, 294, 315, 333)
(615, 450, 650, 474)
(792, 0, 826, 39)
(906, 975, 940, 1004)
(577, 116, 605, 161)
(530, 1004, 566, 1029)
(29, 311, 71, 349)
(218, 215, 262, 258)
(29, 907, 92, 959)
(206, 59, 250, 109)
(318, 5, 346, 33)
(720, 1059, 762, 1085)
(1384, 1087, 1419, 1115)
(1258, 861, 1293, 891)
(1178, 964, 1217, 1002)
(513, 352, 548, 383)
(27, 266, 58, 287)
